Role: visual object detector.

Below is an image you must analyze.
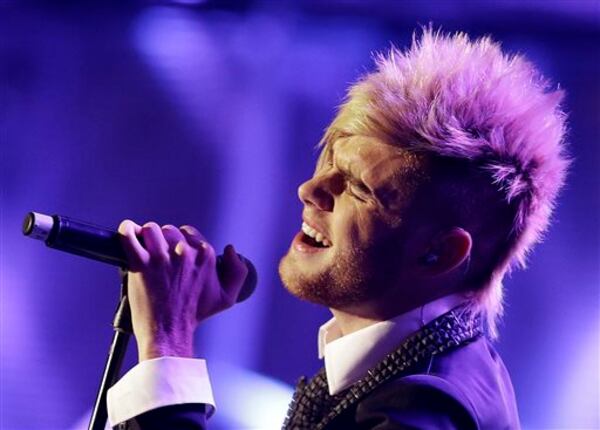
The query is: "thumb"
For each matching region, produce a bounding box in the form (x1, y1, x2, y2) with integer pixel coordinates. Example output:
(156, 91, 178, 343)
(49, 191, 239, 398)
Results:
(218, 244, 249, 303)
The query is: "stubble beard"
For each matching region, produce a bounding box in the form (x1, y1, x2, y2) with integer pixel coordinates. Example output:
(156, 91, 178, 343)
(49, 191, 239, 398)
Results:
(278, 244, 389, 309)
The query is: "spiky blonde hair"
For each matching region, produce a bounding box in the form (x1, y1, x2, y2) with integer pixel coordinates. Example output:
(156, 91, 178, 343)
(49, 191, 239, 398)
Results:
(322, 28, 570, 337)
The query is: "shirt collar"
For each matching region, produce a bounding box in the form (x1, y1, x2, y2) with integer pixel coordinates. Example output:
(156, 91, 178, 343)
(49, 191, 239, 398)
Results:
(318, 293, 469, 395)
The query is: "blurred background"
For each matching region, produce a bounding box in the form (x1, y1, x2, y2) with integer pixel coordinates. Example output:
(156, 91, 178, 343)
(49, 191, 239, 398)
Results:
(1, 1, 598, 429)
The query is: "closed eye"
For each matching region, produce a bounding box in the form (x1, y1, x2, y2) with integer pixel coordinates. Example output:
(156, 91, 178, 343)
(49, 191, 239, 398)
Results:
(347, 180, 371, 202)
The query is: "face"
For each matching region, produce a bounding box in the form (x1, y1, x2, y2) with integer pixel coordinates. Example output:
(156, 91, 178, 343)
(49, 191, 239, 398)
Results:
(278, 134, 428, 311)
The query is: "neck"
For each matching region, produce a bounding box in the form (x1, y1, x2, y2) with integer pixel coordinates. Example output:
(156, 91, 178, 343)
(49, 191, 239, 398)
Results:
(328, 288, 462, 336)
(328, 309, 383, 336)
(329, 295, 424, 336)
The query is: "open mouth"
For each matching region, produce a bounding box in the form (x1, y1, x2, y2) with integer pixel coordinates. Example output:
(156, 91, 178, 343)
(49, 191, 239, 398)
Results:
(300, 232, 329, 248)
(300, 222, 331, 248)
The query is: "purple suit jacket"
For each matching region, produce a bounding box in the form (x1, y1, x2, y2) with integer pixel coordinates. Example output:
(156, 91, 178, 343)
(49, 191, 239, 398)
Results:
(345, 336, 521, 429)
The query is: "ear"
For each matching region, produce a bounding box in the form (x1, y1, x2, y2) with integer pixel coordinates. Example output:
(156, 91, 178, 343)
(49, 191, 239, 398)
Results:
(418, 227, 472, 277)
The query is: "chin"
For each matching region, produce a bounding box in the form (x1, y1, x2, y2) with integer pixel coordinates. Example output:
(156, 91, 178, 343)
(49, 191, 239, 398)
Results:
(278, 251, 312, 299)
(278, 248, 373, 309)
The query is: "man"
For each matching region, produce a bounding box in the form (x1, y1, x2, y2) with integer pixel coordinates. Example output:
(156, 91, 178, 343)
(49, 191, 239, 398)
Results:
(107, 29, 569, 429)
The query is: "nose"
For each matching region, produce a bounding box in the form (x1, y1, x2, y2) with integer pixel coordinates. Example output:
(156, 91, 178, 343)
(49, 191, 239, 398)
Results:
(297, 172, 343, 211)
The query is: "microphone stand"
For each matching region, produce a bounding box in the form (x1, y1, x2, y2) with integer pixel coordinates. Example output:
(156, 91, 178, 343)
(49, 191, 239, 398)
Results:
(88, 269, 132, 430)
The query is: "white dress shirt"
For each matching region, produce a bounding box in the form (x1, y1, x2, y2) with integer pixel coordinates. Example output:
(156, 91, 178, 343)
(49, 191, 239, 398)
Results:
(318, 293, 469, 395)
(107, 357, 215, 426)
(106, 293, 467, 426)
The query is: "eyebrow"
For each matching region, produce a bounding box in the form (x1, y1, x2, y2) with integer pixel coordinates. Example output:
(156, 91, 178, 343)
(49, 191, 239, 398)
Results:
(329, 141, 373, 191)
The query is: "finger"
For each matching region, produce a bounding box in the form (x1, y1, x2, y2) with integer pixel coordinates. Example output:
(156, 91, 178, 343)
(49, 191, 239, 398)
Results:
(161, 224, 186, 251)
(180, 225, 207, 247)
(188, 238, 216, 267)
(118, 219, 149, 270)
(174, 240, 192, 258)
(219, 244, 249, 303)
(141, 222, 170, 262)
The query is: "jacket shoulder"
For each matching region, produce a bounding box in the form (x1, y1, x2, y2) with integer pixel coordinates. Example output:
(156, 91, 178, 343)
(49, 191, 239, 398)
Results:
(351, 336, 520, 430)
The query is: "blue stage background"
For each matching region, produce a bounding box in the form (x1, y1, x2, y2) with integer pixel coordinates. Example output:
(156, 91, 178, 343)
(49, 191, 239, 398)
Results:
(1, 1, 598, 429)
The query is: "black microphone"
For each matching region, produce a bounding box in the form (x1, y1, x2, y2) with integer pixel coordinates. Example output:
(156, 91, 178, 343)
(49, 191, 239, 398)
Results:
(22, 212, 257, 302)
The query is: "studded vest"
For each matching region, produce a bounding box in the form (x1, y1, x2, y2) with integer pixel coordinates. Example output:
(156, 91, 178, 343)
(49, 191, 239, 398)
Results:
(282, 305, 483, 430)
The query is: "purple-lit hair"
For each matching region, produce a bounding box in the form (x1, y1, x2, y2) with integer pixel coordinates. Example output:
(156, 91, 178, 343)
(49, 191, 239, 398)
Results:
(324, 28, 570, 336)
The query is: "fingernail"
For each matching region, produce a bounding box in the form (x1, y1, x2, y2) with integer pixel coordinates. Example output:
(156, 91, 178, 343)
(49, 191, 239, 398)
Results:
(180, 225, 198, 235)
(119, 221, 135, 236)
(175, 241, 186, 256)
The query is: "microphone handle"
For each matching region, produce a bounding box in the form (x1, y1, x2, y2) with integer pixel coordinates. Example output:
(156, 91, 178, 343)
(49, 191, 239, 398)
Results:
(22, 212, 257, 302)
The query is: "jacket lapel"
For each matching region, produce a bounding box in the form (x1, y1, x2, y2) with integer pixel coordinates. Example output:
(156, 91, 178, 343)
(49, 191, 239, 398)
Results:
(283, 305, 483, 430)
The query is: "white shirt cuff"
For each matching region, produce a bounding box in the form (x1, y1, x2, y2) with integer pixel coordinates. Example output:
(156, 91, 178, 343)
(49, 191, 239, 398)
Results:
(107, 357, 216, 427)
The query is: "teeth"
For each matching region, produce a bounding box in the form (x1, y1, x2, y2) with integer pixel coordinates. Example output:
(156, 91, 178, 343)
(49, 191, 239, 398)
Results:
(302, 222, 312, 236)
(302, 222, 331, 247)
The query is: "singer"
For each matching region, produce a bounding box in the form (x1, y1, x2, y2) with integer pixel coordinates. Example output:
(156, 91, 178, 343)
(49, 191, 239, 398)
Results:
(107, 28, 568, 429)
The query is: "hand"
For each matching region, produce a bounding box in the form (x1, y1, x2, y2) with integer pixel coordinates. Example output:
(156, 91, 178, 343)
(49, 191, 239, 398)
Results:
(118, 220, 249, 361)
